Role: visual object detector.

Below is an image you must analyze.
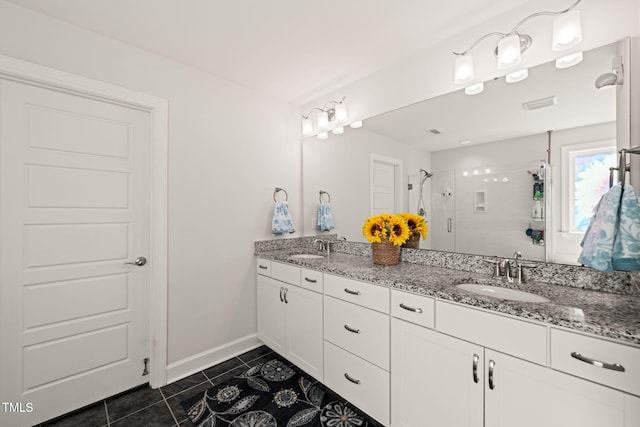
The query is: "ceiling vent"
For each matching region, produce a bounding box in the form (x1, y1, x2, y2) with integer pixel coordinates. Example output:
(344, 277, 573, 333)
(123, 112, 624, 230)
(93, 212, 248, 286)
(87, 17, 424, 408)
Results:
(522, 96, 557, 111)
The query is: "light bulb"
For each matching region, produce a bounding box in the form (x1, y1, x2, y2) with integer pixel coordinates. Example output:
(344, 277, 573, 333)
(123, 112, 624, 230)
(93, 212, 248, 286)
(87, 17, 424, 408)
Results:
(350, 120, 363, 129)
(454, 54, 475, 85)
(464, 82, 484, 95)
(317, 110, 329, 130)
(497, 34, 522, 69)
(505, 68, 528, 83)
(552, 10, 582, 51)
(555, 52, 583, 69)
(301, 118, 313, 136)
(334, 103, 348, 123)
(317, 131, 328, 140)
(332, 126, 344, 135)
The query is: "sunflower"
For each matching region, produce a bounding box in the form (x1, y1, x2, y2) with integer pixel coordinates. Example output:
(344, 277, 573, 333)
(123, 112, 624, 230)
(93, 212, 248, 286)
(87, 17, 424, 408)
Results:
(399, 212, 429, 239)
(387, 215, 411, 246)
(362, 215, 387, 243)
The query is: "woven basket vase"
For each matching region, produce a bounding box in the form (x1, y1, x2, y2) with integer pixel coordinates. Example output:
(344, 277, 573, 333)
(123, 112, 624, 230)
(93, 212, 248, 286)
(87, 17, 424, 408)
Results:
(372, 238, 401, 266)
(402, 232, 421, 249)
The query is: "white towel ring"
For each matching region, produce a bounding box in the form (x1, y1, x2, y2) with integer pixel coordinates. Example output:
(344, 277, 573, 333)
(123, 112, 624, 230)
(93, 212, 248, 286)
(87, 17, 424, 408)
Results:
(274, 187, 288, 202)
(319, 190, 331, 203)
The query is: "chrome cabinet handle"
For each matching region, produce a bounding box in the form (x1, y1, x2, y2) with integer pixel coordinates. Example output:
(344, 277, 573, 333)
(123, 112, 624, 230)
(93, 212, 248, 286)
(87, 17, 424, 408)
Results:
(571, 352, 625, 372)
(472, 354, 480, 384)
(125, 256, 147, 266)
(304, 277, 317, 283)
(447, 218, 452, 233)
(279, 287, 284, 302)
(283, 288, 288, 304)
(344, 324, 361, 334)
(344, 373, 361, 385)
(344, 288, 361, 295)
(258, 265, 268, 270)
(488, 360, 496, 390)
(399, 303, 423, 313)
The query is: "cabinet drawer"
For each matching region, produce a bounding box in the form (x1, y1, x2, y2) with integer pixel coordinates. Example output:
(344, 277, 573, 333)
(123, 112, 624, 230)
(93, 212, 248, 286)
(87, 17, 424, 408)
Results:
(324, 296, 389, 370)
(550, 328, 640, 395)
(436, 301, 547, 365)
(391, 290, 435, 329)
(324, 341, 390, 426)
(256, 258, 271, 276)
(324, 274, 389, 313)
(271, 261, 300, 286)
(300, 268, 323, 293)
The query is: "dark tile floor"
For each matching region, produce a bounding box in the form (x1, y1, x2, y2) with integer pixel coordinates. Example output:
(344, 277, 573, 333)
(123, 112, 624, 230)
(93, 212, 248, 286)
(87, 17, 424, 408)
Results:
(38, 345, 276, 427)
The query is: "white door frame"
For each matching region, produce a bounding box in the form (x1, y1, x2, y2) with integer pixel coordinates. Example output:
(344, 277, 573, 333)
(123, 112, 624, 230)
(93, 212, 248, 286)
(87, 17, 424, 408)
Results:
(0, 55, 169, 388)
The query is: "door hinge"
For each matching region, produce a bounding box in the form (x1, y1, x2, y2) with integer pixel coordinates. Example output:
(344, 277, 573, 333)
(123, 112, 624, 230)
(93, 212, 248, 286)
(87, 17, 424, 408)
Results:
(142, 357, 150, 376)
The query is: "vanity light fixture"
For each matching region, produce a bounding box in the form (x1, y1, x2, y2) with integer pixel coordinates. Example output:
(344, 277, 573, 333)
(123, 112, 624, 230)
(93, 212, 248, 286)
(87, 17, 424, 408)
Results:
(350, 120, 363, 129)
(453, 0, 583, 94)
(301, 97, 360, 140)
(555, 51, 583, 69)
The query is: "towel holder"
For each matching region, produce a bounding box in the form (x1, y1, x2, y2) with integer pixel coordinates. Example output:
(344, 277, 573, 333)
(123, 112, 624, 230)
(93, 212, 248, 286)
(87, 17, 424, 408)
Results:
(319, 190, 331, 203)
(274, 187, 288, 202)
(617, 145, 640, 187)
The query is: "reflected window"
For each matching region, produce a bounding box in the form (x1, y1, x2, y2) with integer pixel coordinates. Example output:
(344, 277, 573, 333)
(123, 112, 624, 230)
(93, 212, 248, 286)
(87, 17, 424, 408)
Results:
(564, 143, 616, 232)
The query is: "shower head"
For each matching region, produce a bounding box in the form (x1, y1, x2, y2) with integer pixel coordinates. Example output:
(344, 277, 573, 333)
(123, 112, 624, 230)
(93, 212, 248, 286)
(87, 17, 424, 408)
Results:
(595, 65, 623, 89)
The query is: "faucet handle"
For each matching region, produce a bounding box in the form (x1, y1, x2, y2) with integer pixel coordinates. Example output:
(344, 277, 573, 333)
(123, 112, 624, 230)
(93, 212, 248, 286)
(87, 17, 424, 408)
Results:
(482, 258, 501, 277)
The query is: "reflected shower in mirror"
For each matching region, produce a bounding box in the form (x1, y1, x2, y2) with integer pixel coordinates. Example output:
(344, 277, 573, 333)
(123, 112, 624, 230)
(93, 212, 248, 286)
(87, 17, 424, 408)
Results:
(302, 40, 622, 264)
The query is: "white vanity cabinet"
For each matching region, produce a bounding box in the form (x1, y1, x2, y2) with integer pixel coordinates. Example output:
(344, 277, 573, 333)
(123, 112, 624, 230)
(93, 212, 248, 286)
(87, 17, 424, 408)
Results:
(391, 292, 631, 427)
(256, 259, 323, 381)
(322, 274, 390, 426)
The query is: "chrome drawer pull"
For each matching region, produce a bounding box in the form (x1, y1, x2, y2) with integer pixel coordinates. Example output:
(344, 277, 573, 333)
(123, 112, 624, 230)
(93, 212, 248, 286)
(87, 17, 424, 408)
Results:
(304, 277, 318, 283)
(279, 287, 284, 303)
(488, 359, 496, 390)
(258, 265, 268, 270)
(472, 353, 479, 384)
(344, 373, 361, 385)
(344, 324, 361, 334)
(571, 352, 625, 372)
(399, 303, 423, 313)
(344, 288, 361, 295)
(283, 288, 288, 304)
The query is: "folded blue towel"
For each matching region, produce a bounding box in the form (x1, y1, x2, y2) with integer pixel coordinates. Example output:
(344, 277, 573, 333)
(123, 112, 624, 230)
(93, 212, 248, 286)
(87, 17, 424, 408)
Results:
(612, 184, 640, 271)
(272, 201, 295, 234)
(317, 202, 335, 231)
(577, 184, 622, 272)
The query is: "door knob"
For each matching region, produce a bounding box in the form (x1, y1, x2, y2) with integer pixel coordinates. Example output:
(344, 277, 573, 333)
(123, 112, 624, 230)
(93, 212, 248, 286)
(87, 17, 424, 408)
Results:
(125, 256, 147, 266)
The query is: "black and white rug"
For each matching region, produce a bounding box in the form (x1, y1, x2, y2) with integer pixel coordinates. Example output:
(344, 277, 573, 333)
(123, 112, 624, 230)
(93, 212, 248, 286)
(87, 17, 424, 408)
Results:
(181, 357, 384, 427)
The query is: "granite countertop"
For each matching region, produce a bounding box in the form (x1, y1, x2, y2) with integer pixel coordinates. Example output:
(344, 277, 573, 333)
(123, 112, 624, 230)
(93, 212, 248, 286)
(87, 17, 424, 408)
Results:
(257, 249, 640, 346)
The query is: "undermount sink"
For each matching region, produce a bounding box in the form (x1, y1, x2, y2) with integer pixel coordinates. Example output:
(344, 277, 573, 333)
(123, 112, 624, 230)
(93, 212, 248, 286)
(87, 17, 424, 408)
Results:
(290, 253, 324, 259)
(456, 284, 549, 303)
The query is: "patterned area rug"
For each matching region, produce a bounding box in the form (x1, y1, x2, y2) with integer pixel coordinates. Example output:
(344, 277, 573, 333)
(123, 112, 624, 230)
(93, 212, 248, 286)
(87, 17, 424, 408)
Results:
(181, 357, 384, 427)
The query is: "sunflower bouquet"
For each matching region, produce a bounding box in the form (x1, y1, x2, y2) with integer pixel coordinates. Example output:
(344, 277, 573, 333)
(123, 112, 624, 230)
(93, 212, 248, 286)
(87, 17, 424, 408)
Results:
(398, 212, 428, 239)
(362, 213, 411, 246)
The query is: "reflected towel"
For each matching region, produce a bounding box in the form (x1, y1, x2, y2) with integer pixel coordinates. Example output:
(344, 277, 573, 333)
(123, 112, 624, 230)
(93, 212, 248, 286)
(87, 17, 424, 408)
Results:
(577, 184, 622, 272)
(612, 184, 640, 271)
(317, 202, 335, 231)
(272, 201, 295, 234)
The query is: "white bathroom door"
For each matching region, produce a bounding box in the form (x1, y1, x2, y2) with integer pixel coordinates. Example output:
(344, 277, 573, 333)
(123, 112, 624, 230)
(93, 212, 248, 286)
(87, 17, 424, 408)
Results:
(0, 79, 151, 426)
(370, 154, 402, 215)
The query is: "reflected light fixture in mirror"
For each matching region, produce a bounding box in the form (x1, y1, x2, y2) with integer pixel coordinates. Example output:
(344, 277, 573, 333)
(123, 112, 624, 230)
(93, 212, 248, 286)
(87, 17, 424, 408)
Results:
(506, 68, 529, 83)
(453, 0, 583, 94)
(556, 51, 584, 69)
(465, 82, 484, 95)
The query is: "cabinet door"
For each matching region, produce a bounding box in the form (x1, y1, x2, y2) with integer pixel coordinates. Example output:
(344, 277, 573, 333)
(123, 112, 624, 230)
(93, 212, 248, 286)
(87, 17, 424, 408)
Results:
(391, 319, 483, 427)
(284, 285, 324, 381)
(257, 275, 285, 355)
(485, 349, 624, 427)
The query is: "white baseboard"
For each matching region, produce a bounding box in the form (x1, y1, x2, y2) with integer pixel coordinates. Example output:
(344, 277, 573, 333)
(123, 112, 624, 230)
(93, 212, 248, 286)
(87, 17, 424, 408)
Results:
(164, 333, 262, 386)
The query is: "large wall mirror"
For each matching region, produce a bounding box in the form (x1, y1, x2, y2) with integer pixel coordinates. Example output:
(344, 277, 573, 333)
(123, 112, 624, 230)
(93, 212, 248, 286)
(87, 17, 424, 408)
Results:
(302, 39, 626, 265)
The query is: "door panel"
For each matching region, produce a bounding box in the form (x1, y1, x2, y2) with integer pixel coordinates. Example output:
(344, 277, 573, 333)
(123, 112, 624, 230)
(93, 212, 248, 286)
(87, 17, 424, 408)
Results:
(0, 79, 151, 426)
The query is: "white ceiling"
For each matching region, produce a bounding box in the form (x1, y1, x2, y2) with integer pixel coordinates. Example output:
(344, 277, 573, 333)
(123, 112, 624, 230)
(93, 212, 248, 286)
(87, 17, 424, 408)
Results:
(7, 0, 525, 104)
(364, 41, 618, 152)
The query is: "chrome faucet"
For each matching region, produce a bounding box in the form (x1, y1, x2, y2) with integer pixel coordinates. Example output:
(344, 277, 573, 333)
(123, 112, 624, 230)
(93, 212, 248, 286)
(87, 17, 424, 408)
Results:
(313, 238, 330, 255)
(499, 258, 514, 283)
